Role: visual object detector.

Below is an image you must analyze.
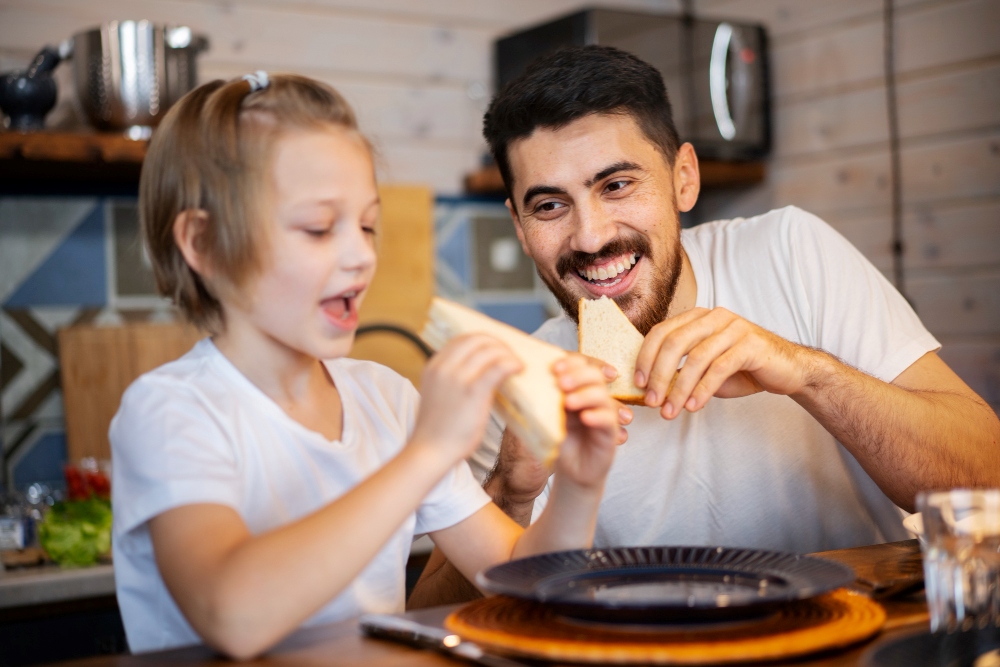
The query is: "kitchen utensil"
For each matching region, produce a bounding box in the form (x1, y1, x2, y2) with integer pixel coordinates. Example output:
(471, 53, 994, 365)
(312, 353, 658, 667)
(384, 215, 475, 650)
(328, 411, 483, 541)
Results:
(445, 589, 884, 665)
(360, 613, 530, 667)
(62, 20, 208, 135)
(918, 489, 1000, 633)
(0, 46, 62, 130)
(476, 545, 855, 623)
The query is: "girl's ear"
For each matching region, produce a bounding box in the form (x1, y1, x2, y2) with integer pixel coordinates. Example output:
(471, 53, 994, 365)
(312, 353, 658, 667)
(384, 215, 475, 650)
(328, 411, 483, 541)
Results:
(173, 210, 213, 278)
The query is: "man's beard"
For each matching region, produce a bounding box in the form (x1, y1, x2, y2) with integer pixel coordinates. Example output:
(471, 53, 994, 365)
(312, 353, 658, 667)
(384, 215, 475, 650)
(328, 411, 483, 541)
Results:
(542, 230, 683, 336)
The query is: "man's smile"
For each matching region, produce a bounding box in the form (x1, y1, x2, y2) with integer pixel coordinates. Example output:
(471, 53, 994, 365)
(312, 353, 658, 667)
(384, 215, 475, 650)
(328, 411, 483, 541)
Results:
(571, 253, 643, 298)
(577, 251, 640, 284)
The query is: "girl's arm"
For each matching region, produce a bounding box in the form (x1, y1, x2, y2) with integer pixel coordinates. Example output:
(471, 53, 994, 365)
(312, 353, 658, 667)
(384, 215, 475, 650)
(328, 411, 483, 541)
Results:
(149, 334, 521, 659)
(428, 354, 620, 588)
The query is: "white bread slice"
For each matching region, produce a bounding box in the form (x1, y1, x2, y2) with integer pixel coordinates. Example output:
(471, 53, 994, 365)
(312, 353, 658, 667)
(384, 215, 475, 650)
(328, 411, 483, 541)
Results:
(578, 296, 647, 405)
(421, 297, 567, 465)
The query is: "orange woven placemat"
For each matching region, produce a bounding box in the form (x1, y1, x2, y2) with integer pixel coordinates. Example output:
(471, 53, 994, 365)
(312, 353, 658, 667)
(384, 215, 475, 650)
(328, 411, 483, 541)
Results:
(445, 589, 885, 664)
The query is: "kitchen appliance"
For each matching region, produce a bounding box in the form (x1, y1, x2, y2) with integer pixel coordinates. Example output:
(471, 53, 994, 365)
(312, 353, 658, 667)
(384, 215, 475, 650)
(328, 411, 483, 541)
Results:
(63, 21, 208, 136)
(495, 8, 770, 161)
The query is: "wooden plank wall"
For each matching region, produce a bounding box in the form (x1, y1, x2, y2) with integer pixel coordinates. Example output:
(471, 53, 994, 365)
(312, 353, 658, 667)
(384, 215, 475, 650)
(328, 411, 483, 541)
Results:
(695, 0, 1000, 411)
(0, 0, 681, 195)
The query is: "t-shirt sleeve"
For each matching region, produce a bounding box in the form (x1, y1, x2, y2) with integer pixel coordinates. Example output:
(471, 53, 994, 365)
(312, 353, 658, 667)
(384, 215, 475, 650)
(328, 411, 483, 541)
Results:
(784, 207, 940, 382)
(110, 376, 243, 540)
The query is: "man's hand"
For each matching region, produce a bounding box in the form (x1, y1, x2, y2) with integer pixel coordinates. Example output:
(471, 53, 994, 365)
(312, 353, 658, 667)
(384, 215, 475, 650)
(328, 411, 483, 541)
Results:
(635, 307, 818, 419)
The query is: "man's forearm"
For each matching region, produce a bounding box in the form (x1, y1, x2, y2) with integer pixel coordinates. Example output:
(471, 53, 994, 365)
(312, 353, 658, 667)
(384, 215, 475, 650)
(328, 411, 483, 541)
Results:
(793, 351, 1000, 511)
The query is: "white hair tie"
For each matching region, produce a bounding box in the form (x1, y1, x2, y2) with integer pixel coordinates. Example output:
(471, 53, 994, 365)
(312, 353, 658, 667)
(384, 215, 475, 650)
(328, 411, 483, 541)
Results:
(242, 70, 269, 92)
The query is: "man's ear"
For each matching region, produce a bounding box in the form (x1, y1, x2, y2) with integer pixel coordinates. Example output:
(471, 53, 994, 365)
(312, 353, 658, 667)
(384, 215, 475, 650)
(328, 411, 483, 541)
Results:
(505, 198, 532, 258)
(172, 209, 213, 278)
(673, 142, 701, 213)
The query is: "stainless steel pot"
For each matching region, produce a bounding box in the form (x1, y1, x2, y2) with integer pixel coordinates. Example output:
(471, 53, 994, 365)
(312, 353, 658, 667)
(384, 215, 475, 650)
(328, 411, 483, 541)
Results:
(63, 21, 208, 136)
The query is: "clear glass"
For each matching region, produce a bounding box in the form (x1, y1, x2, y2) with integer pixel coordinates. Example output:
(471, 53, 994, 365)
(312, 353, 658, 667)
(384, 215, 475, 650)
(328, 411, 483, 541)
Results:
(917, 489, 1000, 633)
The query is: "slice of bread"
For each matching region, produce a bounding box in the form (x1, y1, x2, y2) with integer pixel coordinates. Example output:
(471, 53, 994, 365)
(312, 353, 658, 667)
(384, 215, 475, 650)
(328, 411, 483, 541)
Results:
(578, 296, 648, 405)
(421, 297, 567, 465)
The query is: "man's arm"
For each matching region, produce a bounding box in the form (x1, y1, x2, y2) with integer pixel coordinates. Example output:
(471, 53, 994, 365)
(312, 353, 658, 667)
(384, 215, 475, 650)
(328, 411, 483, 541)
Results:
(794, 349, 999, 511)
(407, 429, 549, 609)
(634, 307, 1000, 512)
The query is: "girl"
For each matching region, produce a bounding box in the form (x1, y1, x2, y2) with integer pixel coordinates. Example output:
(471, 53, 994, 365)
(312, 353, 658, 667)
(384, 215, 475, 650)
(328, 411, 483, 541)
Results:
(110, 72, 621, 658)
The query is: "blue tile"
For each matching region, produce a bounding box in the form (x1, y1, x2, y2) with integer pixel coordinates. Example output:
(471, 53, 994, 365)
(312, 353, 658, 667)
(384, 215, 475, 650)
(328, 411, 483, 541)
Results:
(476, 301, 549, 333)
(438, 221, 470, 288)
(12, 431, 67, 490)
(4, 204, 107, 307)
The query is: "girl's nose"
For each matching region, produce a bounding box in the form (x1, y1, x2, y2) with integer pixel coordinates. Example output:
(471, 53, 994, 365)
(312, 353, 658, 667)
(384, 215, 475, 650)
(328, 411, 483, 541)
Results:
(340, 222, 377, 272)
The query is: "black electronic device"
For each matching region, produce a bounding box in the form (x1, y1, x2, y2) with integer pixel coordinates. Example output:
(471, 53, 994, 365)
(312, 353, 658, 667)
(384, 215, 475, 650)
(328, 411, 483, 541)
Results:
(495, 8, 770, 161)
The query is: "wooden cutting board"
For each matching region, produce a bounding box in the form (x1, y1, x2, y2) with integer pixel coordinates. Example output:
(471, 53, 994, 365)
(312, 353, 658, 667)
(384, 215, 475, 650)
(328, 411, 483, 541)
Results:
(59, 320, 204, 462)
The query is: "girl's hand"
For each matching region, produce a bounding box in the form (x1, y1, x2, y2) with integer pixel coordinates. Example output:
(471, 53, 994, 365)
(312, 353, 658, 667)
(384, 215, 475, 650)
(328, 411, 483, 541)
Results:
(410, 334, 523, 466)
(551, 353, 620, 490)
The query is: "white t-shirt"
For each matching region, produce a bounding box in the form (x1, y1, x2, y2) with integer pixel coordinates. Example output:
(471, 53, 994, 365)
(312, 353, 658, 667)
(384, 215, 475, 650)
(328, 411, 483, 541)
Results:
(472, 206, 939, 554)
(111, 339, 489, 653)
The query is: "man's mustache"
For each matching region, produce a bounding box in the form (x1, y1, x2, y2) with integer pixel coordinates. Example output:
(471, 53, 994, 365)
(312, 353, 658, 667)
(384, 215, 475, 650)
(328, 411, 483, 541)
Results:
(556, 235, 653, 279)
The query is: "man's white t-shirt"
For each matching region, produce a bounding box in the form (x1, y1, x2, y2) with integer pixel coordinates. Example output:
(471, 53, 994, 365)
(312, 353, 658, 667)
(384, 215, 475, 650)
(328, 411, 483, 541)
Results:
(111, 340, 490, 653)
(472, 206, 939, 554)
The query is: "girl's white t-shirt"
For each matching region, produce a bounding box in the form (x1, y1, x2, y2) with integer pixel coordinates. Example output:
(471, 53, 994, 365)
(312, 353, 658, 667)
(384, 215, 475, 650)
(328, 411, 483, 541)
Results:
(110, 340, 489, 653)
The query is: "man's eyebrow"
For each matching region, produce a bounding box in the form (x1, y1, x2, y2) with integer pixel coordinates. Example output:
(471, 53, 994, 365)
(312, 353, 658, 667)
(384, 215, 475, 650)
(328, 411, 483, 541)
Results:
(584, 161, 643, 188)
(522, 185, 568, 210)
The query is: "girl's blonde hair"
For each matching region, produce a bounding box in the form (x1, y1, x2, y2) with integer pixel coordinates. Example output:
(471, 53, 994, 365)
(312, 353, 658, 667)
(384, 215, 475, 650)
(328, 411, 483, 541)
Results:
(140, 74, 361, 332)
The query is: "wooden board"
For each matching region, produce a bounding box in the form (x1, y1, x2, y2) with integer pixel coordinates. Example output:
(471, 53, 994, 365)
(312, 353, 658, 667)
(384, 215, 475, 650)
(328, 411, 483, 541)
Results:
(58, 321, 203, 462)
(348, 184, 434, 388)
(445, 589, 885, 664)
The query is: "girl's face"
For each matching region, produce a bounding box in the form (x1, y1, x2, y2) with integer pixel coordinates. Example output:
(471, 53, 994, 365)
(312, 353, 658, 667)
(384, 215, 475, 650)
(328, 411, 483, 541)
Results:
(233, 125, 379, 361)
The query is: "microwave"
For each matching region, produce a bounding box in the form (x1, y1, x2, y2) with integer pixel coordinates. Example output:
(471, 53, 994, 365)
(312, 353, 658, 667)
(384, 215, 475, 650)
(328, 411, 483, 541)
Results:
(495, 8, 770, 161)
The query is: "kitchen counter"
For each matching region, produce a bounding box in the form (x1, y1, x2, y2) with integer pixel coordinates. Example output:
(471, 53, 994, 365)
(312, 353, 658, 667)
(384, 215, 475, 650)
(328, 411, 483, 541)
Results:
(42, 540, 931, 667)
(0, 562, 115, 609)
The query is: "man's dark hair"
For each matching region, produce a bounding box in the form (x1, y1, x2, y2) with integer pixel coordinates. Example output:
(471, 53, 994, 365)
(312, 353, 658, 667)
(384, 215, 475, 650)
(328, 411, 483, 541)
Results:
(483, 45, 681, 202)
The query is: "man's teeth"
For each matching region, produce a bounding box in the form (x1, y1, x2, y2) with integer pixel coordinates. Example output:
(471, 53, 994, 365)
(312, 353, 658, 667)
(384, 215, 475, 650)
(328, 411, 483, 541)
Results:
(579, 253, 638, 282)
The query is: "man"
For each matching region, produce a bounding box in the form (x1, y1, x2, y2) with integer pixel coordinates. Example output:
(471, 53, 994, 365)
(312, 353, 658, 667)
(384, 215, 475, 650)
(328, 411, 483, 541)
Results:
(408, 45, 999, 607)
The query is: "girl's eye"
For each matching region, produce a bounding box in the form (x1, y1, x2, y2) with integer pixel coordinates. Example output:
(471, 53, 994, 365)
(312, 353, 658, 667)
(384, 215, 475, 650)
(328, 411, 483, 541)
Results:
(304, 227, 332, 238)
(362, 226, 377, 236)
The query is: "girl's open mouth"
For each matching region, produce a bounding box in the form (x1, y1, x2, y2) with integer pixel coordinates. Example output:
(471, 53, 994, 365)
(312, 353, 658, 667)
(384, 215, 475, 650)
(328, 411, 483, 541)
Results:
(321, 290, 360, 330)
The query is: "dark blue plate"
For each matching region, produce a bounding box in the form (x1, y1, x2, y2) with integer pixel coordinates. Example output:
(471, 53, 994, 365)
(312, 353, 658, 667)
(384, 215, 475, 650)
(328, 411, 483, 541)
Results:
(476, 546, 855, 623)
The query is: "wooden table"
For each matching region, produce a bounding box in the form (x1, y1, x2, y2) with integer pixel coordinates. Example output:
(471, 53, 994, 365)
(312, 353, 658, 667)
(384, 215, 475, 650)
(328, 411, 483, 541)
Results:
(47, 540, 929, 666)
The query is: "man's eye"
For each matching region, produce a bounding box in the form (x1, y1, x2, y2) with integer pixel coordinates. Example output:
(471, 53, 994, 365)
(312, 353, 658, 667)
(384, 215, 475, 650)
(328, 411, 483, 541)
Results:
(606, 180, 630, 193)
(535, 201, 565, 214)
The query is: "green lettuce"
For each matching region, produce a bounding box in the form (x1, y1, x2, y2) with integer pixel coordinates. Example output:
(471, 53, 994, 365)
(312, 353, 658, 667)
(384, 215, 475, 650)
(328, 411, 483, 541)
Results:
(38, 497, 112, 567)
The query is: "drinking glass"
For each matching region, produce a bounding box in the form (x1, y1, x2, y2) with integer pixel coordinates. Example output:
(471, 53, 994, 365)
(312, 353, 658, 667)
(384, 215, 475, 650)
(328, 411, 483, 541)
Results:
(917, 489, 1000, 632)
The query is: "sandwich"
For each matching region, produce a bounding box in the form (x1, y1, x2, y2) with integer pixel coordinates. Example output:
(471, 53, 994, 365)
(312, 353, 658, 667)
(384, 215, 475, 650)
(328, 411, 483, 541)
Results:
(421, 297, 567, 465)
(578, 296, 647, 405)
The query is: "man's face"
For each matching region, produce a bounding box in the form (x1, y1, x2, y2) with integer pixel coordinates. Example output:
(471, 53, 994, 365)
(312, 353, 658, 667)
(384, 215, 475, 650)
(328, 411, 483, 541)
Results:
(505, 113, 684, 335)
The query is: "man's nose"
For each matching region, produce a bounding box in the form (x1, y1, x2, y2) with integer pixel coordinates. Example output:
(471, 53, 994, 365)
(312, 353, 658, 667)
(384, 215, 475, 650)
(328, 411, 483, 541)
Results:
(570, 200, 618, 254)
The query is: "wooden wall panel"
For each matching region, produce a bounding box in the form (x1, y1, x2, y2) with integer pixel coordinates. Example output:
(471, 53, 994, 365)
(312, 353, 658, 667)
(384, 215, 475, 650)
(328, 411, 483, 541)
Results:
(774, 63, 1000, 158)
(904, 200, 1000, 271)
(907, 273, 1000, 337)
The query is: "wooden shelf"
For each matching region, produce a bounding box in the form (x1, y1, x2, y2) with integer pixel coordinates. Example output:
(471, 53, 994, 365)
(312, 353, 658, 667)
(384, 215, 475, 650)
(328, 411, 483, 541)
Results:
(0, 131, 148, 195)
(464, 159, 766, 196)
